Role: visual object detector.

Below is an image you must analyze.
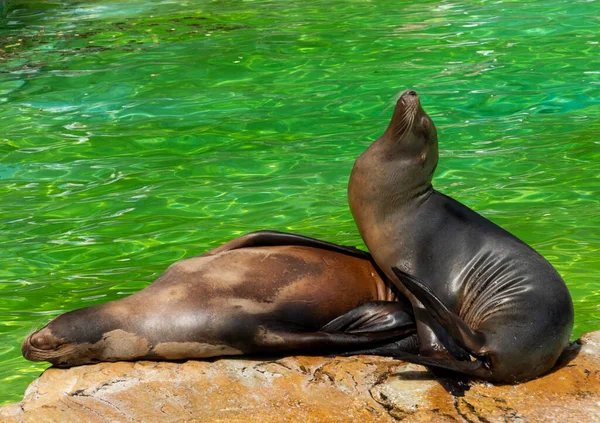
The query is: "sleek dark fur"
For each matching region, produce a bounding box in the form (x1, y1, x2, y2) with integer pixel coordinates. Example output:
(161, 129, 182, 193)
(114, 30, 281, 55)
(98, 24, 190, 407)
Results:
(347, 90, 573, 383)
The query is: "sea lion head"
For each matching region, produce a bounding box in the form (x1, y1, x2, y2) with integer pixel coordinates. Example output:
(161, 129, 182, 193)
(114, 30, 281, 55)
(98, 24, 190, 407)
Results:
(22, 304, 150, 367)
(349, 90, 439, 218)
(383, 90, 439, 185)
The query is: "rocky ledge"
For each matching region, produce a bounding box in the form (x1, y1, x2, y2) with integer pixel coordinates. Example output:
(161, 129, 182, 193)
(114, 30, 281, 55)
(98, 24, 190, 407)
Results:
(1, 331, 599, 423)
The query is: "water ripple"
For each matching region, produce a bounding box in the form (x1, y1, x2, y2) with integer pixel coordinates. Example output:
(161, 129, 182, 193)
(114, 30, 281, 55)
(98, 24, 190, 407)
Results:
(0, 0, 599, 405)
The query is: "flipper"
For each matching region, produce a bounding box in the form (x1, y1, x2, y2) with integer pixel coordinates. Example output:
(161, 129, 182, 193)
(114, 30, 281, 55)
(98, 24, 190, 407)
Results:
(209, 230, 371, 260)
(350, 348, 493, 380)
(329, 269, 494, 380)
(254, 326, 416, 354)
(252, 301, 415, 354)
(320, 301, 414, 334)
(392, 267, 486, 354)
(339, 334, 420, 356)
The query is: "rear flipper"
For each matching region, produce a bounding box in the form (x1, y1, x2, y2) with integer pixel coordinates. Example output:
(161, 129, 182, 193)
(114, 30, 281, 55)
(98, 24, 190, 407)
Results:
(209, 230, 370, 259)
(392, 267, 486, 354)
(320, 301, 414, 334)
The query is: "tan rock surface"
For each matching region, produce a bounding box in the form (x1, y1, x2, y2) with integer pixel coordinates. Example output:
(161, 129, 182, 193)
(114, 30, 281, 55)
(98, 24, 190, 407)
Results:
(2, 331, 599, 423)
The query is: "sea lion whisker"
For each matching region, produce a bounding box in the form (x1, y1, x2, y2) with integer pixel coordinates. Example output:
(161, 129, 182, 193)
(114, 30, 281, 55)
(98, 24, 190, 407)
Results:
(393, 112, 415, 141)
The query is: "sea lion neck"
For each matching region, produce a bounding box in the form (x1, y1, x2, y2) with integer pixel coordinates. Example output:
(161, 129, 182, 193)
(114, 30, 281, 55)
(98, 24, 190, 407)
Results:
(348, 141, 434, 222)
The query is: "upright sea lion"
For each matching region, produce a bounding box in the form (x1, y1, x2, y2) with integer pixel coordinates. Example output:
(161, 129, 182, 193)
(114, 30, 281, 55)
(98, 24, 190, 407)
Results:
(22, 231, 415, 367)
(347, 90, 573, 383)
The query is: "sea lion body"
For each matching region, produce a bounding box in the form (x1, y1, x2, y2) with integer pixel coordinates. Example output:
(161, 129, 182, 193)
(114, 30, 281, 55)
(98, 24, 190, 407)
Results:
(348, 91, 573, 383)
(22, 231, 414, 367)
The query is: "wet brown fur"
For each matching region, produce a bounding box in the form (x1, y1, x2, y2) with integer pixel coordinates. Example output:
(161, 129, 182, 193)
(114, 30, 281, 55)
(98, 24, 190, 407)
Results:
(23, 238, 406, 367)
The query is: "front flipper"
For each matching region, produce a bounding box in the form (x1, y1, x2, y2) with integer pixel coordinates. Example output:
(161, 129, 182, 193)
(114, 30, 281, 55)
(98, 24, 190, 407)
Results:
(348, 348, 493, 380)
(252, 302, 415, 354)
(339, 334, 420, 356)
(392, 267, 486, 354)
(253, 326, 415, 354)
(209, 230, 370, 259)
(320, 301, 414, 334)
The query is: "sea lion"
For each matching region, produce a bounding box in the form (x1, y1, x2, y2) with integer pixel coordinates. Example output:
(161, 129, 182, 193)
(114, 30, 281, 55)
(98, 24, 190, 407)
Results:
(347, 90, 573, 383)
(22, 231, 415, 367)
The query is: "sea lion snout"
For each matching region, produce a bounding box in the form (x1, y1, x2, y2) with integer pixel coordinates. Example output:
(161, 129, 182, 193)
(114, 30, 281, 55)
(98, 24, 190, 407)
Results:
(392, 90, 421, 124)
(22, 328, 66, 361)
(399, 90, 419, 104)
(28, 328, 63, 350)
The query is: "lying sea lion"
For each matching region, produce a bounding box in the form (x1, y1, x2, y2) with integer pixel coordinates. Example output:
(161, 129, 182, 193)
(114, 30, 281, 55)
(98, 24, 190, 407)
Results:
(347, 90, 573, 383)
(22, 231, 415, 367)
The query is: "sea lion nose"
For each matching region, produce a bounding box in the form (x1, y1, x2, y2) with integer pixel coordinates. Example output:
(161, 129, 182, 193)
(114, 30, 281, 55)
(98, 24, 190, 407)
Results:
(28, 328, 63, 350)
(400, 90, 419, 104)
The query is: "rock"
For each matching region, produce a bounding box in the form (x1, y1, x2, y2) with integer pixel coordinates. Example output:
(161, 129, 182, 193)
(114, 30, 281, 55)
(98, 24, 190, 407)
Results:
(2, 331, 599, 423)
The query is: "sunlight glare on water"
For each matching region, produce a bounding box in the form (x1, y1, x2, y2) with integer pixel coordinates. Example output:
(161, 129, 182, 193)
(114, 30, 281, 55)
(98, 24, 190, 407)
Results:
(0, 0, 599, 405)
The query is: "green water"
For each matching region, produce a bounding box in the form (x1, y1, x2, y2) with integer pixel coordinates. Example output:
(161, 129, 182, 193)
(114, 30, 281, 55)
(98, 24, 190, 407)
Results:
(1, 0, 598, 405)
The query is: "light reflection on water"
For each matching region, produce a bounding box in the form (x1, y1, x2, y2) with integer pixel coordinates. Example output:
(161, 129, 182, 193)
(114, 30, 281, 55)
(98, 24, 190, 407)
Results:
(0, 0, 599, 405)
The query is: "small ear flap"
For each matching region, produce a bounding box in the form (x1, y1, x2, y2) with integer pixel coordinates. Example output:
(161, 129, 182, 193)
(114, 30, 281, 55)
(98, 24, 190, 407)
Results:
(392, 267, 487, 355)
